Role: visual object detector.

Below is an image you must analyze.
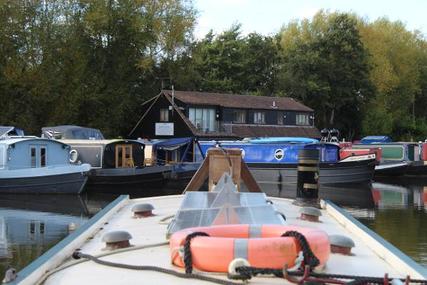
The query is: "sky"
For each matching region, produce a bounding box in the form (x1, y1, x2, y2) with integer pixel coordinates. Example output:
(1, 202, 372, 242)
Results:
(193, 0, 427, 39)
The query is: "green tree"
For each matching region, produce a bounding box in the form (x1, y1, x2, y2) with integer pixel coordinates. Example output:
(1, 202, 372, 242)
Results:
(279, 12, 373, 139)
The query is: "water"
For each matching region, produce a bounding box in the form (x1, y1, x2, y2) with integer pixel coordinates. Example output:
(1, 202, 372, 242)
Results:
(344, 179, 427, 267)
(0, 180, 426, 278)
(0, 193, 115, 275)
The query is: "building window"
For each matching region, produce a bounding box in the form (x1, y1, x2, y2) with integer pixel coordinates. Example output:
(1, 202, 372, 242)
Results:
(277, 112, 284, 125)
(253, 111, 265, 124)
(189, 107, 216, 132)
(233, 110, 246, 123)
(296, 113, 310, 126)
(160, 108, 169, 122)
(30, 147, 36, 168)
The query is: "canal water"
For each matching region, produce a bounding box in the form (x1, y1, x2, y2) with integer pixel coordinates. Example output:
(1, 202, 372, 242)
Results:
(1, 180, 426, 277)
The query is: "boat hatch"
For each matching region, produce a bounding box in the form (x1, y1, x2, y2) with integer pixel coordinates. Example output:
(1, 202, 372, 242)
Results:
(167, 173, 284, 236)
(115, 144, 134, 168)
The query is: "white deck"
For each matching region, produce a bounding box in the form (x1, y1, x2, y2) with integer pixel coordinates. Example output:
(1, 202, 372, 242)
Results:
(18, 194, 425, 285)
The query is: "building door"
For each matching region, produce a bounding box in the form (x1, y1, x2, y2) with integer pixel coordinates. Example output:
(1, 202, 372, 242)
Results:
(115, 145, 134, 168)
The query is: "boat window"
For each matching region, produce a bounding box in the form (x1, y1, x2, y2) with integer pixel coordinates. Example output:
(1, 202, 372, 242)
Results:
(30, 147, 36, 168)
(40, 147, 46, 167)
(40, 222, 45, 234)
(30, 221, 35, 234)
(115, 144, 134, 168)
(160, 108, 169, 122)
(232, 110, 246, 123)
(296, 113, 310, 125)
(253, 111, 265, 124)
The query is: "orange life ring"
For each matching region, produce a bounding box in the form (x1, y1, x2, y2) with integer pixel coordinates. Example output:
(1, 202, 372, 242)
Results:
(170, 224, 330, 272)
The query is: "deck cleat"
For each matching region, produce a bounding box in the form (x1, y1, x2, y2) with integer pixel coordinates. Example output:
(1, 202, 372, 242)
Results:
(299, 207, 322, 222)
(329, 234, 355, 255)
(102, 231, 132, 250)
(132, 203, 154, 218)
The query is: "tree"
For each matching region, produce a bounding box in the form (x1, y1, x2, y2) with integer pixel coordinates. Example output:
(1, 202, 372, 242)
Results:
(279, 11, 373, 139)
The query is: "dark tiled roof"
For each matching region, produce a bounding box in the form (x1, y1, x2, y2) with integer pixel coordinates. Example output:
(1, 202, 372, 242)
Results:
(162, 90, 313, 112)
(225, 125, 320, 139)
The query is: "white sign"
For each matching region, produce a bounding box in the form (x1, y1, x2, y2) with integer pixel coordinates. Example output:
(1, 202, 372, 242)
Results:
(155, 123, 174, 136)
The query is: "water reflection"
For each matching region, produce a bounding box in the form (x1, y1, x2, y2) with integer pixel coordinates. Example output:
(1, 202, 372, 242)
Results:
(345, 180, 427, 267)
(0, 193, 114, 275)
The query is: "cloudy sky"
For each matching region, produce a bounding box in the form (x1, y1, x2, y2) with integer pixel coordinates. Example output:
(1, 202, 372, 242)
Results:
(193, 0, 427, 38)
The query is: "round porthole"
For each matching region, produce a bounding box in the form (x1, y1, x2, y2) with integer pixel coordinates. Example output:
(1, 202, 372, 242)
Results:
(274, 149, 284, 161)
(69, 149, 79, 163)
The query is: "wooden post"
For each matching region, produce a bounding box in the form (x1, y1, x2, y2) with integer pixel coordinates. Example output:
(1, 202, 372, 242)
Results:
(184, 148, 261, 192)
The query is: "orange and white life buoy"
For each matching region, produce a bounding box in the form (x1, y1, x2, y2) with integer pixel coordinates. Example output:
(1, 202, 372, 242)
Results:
(170, 224, 330, 273)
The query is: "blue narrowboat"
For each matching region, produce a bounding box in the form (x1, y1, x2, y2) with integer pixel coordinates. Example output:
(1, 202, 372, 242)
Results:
(198, 137, 376, 188)
(0, 127, 90, 194)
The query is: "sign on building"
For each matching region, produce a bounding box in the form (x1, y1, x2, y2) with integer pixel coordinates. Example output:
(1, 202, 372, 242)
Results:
(155, 123, 174, 136)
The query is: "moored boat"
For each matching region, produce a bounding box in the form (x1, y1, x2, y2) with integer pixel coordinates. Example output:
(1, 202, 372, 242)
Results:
(8, 150, 427, 284)
(353, 136, 426, 177)
(198, 137, 376, 186)
(0, 128, 90, 194)
(42, 126, 201, 194)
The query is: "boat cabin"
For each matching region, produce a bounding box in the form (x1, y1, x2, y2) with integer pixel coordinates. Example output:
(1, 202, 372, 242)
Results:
(355, 136, 420, 162)
(197, 139, 341, 164)
(0, 137, 73, 170)
(42, 125, 145, 169)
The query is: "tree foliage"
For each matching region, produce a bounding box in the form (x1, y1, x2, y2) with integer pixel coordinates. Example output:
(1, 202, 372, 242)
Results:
(1, 4, 427, 141)
(0, 0, 196, 136)
(279, 12, 373, 139)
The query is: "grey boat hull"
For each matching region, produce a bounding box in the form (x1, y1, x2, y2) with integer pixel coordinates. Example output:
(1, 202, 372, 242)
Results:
(248, 158, 376, 186)
(0, 172, 88, 194)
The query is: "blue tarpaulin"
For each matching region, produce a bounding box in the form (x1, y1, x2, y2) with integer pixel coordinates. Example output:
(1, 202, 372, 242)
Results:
(153, 137, 193, 151)
(360, 136, 392, 144)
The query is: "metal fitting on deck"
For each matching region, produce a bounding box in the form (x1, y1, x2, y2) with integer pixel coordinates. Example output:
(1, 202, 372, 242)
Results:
(299, 207, 322, 222)
(132, 203, 154, 218)
(329, 234, 355, 255)
(102, 231, 132, 250)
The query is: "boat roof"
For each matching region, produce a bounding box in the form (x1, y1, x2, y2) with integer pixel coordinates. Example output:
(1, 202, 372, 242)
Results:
(0, 126, 24, 138)
(248, 137, 319, 144)
(14, 193, 427, 285)
(0, 137, 66, 146)
(41, 125, 105, 140)
(58, 139, 144, 146)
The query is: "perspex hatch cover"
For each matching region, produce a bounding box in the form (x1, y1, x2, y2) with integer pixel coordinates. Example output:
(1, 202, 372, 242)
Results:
(167, 173, 285, 236)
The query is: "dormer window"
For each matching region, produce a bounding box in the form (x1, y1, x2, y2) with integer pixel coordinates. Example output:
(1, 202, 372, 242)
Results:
(160, 109, 169, 122)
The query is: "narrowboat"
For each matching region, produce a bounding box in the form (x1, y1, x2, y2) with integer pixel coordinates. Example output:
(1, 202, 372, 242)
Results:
(8, 151, 427, 285)
(0, 129, 90, 194)
(42, 126, 201, 194)
(197, 137, 376, 186)
(352, 136, 426, 176)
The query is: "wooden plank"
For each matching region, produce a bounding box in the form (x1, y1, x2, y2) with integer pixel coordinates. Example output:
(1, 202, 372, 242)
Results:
(183, 156, 209, 192)
(241, 160, 261, 192)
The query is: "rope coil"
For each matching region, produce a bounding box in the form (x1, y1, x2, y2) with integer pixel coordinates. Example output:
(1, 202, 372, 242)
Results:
(183, 231, 210, 274)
